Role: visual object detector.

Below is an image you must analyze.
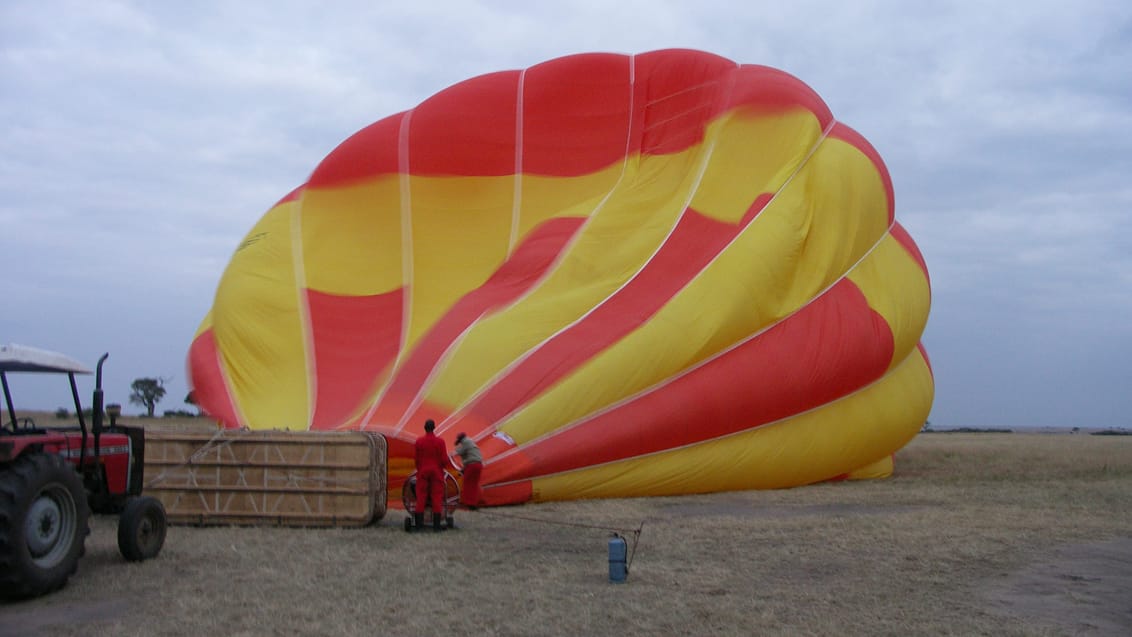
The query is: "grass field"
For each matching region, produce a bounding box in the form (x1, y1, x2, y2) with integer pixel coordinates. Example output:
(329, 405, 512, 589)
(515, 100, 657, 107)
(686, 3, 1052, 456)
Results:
(1, 415, 1131, 636)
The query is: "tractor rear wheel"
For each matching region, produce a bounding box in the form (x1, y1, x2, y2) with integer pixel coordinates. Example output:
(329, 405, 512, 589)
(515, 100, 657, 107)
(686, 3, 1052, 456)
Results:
(117, 496, 167, 561)
(0, 453, 90, 599)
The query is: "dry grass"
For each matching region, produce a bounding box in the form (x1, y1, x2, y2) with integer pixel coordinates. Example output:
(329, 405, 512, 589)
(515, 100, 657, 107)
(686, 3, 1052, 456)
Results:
(2, 424, 1131, 636)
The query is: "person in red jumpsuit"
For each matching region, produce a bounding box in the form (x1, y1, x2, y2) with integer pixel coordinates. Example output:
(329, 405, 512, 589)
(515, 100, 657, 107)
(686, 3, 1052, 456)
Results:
(413, 419, 449, 531)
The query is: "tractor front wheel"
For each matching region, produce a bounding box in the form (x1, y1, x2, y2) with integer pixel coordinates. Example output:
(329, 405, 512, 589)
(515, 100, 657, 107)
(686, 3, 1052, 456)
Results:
(0, 453, 90, 599)
(117, 496, 167, 562)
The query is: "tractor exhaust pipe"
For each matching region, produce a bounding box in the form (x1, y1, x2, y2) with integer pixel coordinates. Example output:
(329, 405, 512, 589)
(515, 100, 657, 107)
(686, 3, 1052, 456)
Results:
(92, 353, 109, 470)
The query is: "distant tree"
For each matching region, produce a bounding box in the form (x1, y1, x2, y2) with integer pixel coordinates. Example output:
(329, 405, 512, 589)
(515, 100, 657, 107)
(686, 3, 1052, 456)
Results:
(129, 377, 167, 418)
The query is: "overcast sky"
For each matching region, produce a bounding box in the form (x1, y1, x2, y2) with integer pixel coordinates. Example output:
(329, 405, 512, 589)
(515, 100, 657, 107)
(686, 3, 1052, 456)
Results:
(1, 1, 1128, 428)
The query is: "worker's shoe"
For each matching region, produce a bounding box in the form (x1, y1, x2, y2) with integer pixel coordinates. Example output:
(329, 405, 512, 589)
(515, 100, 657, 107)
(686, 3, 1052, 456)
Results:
(432, 513, 444, 532)
(413, 513, 424, 532)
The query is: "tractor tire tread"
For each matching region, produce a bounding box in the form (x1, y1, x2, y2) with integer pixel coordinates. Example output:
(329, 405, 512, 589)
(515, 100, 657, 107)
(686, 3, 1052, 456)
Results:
(0, 453, 90, 599)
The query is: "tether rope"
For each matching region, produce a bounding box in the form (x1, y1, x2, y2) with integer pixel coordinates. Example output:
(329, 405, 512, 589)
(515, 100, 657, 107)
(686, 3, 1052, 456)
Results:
(474, 508, 645, 574)
(143, 426, 236, 488)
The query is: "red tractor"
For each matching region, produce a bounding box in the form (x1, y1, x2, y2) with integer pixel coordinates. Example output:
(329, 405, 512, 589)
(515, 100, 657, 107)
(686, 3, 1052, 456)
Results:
(0, 344, 167, 599)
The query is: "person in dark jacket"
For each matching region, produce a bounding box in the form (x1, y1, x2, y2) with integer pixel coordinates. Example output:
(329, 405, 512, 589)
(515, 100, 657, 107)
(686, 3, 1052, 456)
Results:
(413, 419, 448, 531)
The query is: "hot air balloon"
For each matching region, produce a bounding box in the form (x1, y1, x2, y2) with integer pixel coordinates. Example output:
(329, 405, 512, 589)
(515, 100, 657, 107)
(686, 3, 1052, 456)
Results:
(188, 49, 933, 506)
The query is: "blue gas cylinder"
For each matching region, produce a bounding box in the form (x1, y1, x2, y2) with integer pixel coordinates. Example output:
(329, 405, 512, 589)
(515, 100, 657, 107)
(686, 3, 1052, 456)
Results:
(608, 534, 627, 583)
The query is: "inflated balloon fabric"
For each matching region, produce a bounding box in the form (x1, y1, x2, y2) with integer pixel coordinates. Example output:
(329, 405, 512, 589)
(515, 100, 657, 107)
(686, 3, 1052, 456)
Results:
(188, 49, 933, 505)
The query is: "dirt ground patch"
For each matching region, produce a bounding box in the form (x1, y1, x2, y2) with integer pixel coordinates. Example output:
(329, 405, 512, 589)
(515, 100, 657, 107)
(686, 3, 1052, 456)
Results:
(982, 538, 1132, 635)
(0, 598, 132, 636)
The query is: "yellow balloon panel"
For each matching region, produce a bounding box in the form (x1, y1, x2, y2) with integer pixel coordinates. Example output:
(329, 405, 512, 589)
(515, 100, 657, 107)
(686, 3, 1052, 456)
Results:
(211, 201, 309, 429)
(528, 346, 933, 501)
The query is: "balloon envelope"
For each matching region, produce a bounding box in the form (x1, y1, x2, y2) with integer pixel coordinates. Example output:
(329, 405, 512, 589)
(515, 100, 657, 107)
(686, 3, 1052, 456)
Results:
(188, 49, 933, 505)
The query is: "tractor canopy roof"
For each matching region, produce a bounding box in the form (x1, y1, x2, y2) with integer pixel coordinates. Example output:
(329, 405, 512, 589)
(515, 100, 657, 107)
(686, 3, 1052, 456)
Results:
(0, 344, 92, 374)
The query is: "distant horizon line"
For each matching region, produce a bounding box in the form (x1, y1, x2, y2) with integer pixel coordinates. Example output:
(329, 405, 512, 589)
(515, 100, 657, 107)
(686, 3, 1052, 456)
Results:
(8, 407, 1129, 433)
